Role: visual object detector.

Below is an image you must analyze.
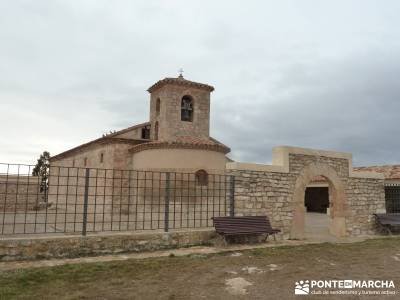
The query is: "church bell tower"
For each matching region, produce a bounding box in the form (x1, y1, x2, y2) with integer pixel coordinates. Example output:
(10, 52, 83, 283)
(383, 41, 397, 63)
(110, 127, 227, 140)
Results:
(147, 74, 214, 142)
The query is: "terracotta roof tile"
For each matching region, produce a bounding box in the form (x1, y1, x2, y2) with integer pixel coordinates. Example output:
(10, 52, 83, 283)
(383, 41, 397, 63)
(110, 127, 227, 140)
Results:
(147, 76, 214, 93)
(310, 165, 400, 182)
(129, 136, 230, 154)
(50, 122, 151, 161)
(106, 122, 150, 138)
(353, 165, 400, 179)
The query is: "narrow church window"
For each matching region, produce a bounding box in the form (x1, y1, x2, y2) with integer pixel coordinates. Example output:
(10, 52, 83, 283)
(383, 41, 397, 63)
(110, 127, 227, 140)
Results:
(154, 121, 159, 140)
(100, 153, 104, 163)
(181, 95, 193, 122)
(141, 125, 150, 139)
(84, 157, 88, 167)
(156, 98, 160, 116)
(72, 159, 75, 167)
(195, 169, 208, 186)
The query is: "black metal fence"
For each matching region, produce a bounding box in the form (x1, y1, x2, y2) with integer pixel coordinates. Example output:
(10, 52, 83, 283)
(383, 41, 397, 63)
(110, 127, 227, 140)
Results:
(385, 184, 400, 213)
(0, 163, 234, 236)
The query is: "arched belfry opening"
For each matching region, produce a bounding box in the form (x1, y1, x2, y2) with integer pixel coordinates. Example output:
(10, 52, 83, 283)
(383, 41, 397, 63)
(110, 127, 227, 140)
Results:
(181, 95, 193, 122)
(290, 163, 347, 240)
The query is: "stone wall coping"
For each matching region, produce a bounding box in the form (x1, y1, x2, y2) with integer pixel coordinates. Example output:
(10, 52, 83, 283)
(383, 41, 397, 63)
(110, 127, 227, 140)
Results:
(384, 179, 400, 185)
(0, 175, 40, 183)
(272, 146, 353, 173)
(0, 228, 215, 242)
(350, 170, 385, 179)
(225, 162, 286, 173)
(0, 229, 217, 261)
(227, 145, 384, 180)
(273, 146, 353, 160)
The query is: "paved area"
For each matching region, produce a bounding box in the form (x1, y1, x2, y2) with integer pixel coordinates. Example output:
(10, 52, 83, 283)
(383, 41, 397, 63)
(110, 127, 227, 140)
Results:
(305, 212, 337, 242)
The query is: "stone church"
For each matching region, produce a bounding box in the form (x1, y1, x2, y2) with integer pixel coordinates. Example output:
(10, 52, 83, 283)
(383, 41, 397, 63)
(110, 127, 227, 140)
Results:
(47, 74, 399, 239)
(50, 74, 230, 174)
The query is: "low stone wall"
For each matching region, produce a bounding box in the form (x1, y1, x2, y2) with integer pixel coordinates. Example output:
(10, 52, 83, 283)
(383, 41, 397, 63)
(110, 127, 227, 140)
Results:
(0, 176, 41, 212)
(0, 229, 216, 261)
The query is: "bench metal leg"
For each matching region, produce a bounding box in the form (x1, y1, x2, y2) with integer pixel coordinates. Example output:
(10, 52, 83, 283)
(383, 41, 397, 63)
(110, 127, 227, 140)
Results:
(264, 234, 269, 242)
(387, 225, 393, 235)
(377, 223, 392, 235)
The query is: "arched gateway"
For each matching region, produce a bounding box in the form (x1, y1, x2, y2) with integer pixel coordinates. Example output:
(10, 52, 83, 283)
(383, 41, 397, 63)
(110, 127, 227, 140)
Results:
(227, 146, 386, 240)
(290, 163, 347, 239)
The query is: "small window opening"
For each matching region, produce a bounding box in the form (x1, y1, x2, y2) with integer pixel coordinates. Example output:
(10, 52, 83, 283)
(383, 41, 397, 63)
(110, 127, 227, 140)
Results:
(141, 125, 151, 139)
(181, 95, 193, 122)
(84, 157, 88, 167)
(72, 159, 75, 167)
(156, 98, 161, 116)
(195, 169, 208, 186)
(100, 153, 104, 163)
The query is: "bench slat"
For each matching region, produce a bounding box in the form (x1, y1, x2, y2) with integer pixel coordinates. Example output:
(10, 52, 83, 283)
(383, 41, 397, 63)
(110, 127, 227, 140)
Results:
(212, 215, 280, 237)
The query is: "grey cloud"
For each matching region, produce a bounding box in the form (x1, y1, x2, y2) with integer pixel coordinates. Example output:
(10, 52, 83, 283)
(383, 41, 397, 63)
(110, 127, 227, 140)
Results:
(1, 0, 400, 166)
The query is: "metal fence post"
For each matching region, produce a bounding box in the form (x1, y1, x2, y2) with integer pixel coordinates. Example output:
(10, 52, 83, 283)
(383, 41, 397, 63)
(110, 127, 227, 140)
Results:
(164, 172, 170, 232)
(229, 175, 235, 217)
(82, 168, 90, 236)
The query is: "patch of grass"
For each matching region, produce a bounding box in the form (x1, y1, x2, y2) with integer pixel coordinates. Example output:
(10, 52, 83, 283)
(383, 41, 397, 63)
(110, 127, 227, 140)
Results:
(1, 237, 399, 300)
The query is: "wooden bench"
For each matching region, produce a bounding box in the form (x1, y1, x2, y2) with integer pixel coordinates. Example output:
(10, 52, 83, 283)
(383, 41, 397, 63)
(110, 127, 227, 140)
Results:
(374, 213, 400, 234)
(212, 216, 280, 243)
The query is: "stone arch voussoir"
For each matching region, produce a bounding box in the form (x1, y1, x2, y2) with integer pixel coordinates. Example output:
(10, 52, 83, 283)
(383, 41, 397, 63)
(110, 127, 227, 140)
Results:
(291, 162, 348, 239)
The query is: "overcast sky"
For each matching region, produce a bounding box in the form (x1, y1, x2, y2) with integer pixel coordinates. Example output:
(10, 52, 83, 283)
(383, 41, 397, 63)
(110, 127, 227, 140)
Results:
(1, 0, 399, 166)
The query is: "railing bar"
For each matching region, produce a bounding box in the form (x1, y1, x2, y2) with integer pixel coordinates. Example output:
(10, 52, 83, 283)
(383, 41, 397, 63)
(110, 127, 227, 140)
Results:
(22, 166, 31, 234)
(54, 166, 61, 233)
(119, 170, 123, 231)
(93, 168, 98, 232)
(180, 173, 183, 228)
(73, 167, 79, 233)
(173, 172, 176, 229)
(186, 173, 189, 227)
(111, 169, 115, 231)
(143, 171, 147, 230)
(150, 171, 153, 230)
(33, 167, 40, 234)
(1, 164, 10, 234)
(135, 171, 139, 231)
(164, 172, 170, 232)
(12, 165, 20, 234)
(127, 170, 132, 231)
(157, 171, 161, 229)
(102, 169, 107, 231)
(82, 168, 89, 236)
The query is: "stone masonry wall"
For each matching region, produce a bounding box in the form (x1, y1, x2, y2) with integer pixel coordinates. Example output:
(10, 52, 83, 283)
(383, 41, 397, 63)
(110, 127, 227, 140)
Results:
(227, 150, 386, 239)
(0, 229, 216, 261)
(229, 170, 295, 239)
(0, 176, 41, 212)
(346, 177, 385, 236)
(149, 84, 210, 142)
